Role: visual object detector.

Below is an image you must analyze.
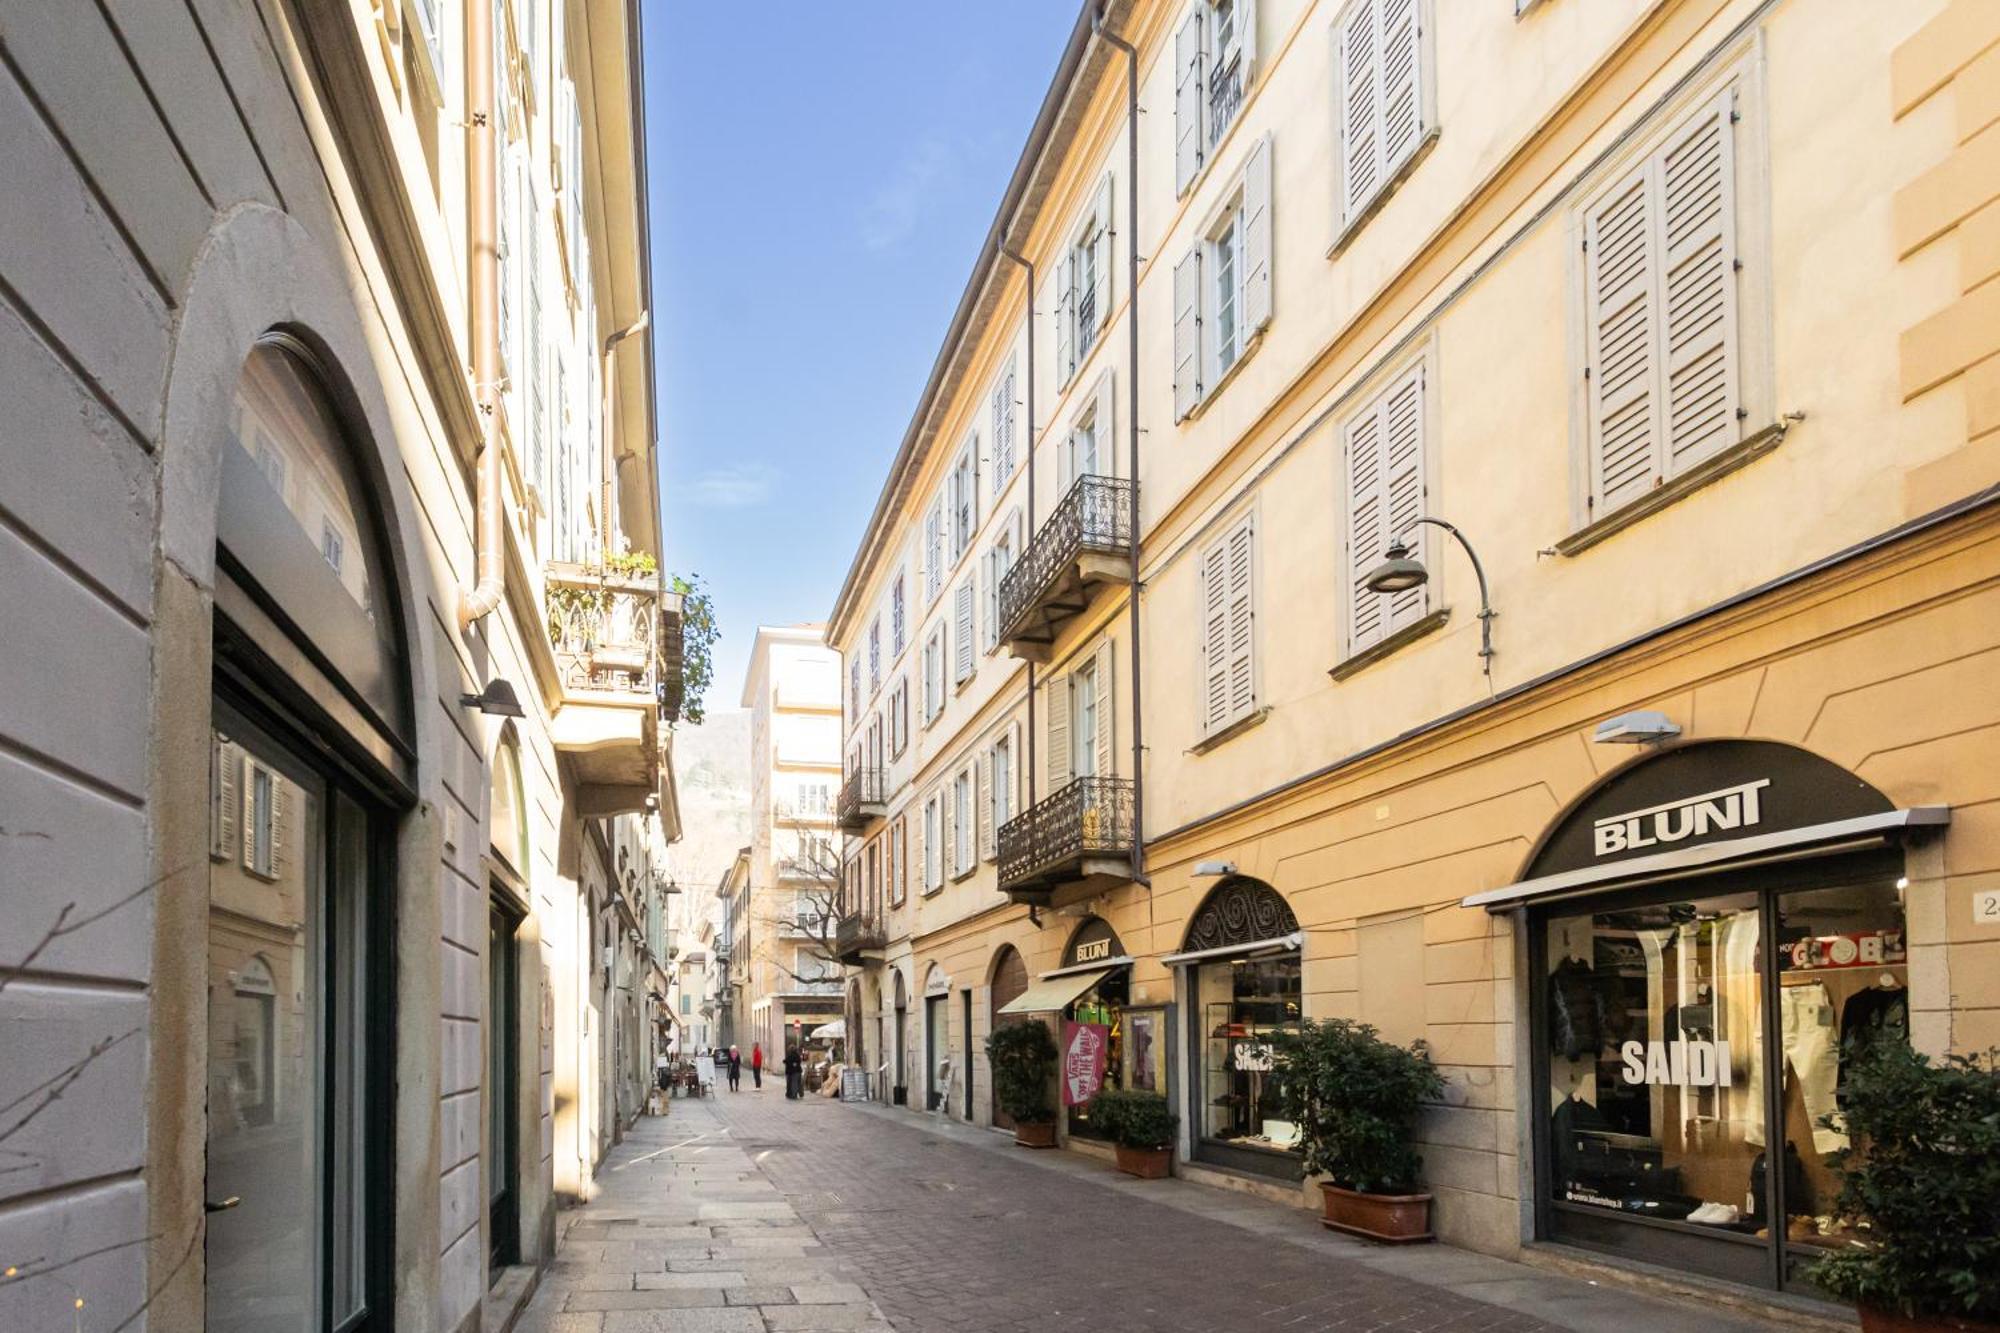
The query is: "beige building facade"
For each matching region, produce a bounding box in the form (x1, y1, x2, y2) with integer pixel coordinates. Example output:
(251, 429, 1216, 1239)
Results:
(828, 0, 2000, 1312)
(0, 1, 680, 1330)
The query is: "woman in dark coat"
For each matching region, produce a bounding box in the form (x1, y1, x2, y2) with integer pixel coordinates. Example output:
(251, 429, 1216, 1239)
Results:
(783, 1044, 803, 1099)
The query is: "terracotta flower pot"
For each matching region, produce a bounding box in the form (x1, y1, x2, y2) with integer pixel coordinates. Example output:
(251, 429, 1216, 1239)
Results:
(1114, 1144, 1172, 1179)
(1319, 1182, 1434, 1244)
(1013, 1121, 1057, 1149)
(1859, 1307, 2000, 1333)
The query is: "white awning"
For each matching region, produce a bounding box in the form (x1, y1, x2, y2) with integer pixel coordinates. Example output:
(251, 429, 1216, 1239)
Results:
(1042, 954, 1134, 979)
(811, 1019, 846, 1040)
(1160, 931, 1304, 966)
(1463, 806, 1950, 912)
(997, 968, 1112, 1015)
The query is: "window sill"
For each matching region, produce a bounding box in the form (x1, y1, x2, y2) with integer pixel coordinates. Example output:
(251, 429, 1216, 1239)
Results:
(1327, 128, 1442, 260)
(1190, 705, 1271, 755)
(1555, 423, 1786, 558)
(1327, 607, 1450, 682)
(951, 866, 977, 884)
(954, 674, 976, 696)
(1178, 329, 1266, 425)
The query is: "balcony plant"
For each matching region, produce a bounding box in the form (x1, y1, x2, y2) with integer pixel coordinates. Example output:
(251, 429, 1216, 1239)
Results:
(1271, 1018, 1444, 1244)
(987, 1020, 1059, 1148)
(1093, 1088, 1177, 1179)
(1806, 1042, 2000, 1332)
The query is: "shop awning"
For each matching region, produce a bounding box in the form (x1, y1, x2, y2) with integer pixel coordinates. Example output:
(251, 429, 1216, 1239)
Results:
(1463, 806, 1950, 912)
(997, 968, 1112, 1015)
(811, 1019, 845, 1040)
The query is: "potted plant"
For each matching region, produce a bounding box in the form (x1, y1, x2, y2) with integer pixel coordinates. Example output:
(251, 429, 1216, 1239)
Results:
(1095, 1088, 1177, 1179)
(987, 1021, 1059, 1148)
(1806, 1042, 1999, 1332)
(1272, 1018, 1445, 1244)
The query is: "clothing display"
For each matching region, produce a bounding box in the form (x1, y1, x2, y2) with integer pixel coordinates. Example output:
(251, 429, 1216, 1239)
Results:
(1747, 982, 1845, 1154)
(1547, 956, 1612, 1061)
(1836, 984, 1907, 1105)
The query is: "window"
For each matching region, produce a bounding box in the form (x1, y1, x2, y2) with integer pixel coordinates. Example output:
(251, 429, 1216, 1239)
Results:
(988, 728, 1015, 860)
(952, 579, 976, 685)
(1198, 510, 1258, 737)
(952, 767, 975, 878)
(1175, 0, 1260, 194)
(891, 574, 907, 654)
(1047, 644, 1113, 792)
(321, 521, 345, 576)
(1333, 0, 1429, 236)
(850, 659, 861, 723)
(210, 736, 240, 861)
(244, 758, 281, 880)
(1578, 82, 1749, 521)
(1056, 178, 1114, 386)
(924, 498, 945, 603)
(1072, 659, 1099, 780)
(922, 796, 942, 893)
(889, 677, 909, 755)
(890, 817, 908, 907)
(1067, 410, 1099, 486)
(411, 0, 444, 87)
(1343, 361, 1429, 656)
(950, 442, 979, 561)
(991, 359, 1018, 488)
(982, 515, 1021, 653)
(557, 78, 586, 284)
(1174, 135, 1272, 420)
(922, 623, 945, 724)
(680, 993, 691, 1016)
(868, 617, 882, 695)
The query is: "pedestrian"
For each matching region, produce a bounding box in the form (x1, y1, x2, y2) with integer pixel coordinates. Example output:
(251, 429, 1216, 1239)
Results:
(783, 1043, 803, 1100)
(726, 1045, 742, 1091)
(750, 1041, 764, 1089)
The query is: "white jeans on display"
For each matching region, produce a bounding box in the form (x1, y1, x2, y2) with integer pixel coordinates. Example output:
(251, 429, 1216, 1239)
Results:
(1747, 981, 1846, 1155)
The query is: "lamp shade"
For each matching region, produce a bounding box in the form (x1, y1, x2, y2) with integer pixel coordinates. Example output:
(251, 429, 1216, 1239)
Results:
(460, 678, 526, 717)
(1364, 539, 1429, 594)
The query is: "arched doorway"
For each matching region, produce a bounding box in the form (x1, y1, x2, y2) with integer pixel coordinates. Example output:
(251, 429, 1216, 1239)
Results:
(847, 979, 864, 1070)
(922, 963, 950, 1111)
(892, 969, 908, 1106)
(988, 946, 1028, 1129)
(1057, 918, 1130, 1140)
(1174, 876, 1303, 1179)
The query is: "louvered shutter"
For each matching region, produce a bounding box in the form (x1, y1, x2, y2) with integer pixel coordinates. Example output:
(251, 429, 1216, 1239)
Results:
(1173, 249, 1202, 420)
(1380, 365, 1427, 631)
(1380, 0, 1423, 174)
(1199, 538, 1231, 734)
(918, 806, 930, 891)
(1345, 389, 1389, 651)
(1010, 721, 1024, 814)
(1092, 174, 1114, 332)
(1175, 7, 1206, 194)
(1583, 159, 1661, 514)
(978, 750, 995, 861)
(1093, 371, 1117, 480)
(1660, 89, 1739, 473)
(1046, 667, 1071, 793)
(953, 581, 975, 682)
(1054, 257, 1075, 386)
(1093, 642, 1115, 779)
(214, 738, 239, 861)
(982, 549, 997, 652)
(1241, 0, 1260, 84)
(1225, 513, 1256, 721)
(1243, 133, 1273, 336)
(1337, 0, 1380, 227)
(924, 499, 944, 602)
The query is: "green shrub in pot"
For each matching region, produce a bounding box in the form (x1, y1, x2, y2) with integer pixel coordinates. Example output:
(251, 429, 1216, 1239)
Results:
(1270, 1018, 1444, 1194)
(986, 1021, 1058, 1126)
(1094, 1089, 1176, 1151)
(1807, 1042, 2000, 1327)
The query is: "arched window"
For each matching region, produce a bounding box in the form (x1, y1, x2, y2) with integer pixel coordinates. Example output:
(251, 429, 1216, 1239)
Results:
(490, 730, 529, 874)
(1183, 876, 1300, 953)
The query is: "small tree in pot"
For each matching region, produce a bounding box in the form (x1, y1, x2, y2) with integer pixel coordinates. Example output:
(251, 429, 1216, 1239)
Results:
(1272, 1018, 1445, 1243)
(987, 1021, 1059, 1148)
(1093, 1089, 1177, 1178)
(1807, 1042, 2000, 1332)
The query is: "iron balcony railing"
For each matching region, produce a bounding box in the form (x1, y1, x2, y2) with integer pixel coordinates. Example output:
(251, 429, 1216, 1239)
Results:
(997, 775, 1136, 892)
(545, 562, 661, 700)
(996, 475, 1135, 645)
(834, 913, 888, 963)
(836, 767, 887, 829)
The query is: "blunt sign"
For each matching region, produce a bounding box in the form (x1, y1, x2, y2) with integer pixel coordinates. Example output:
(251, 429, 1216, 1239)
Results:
(1593, 779, 1769, 857)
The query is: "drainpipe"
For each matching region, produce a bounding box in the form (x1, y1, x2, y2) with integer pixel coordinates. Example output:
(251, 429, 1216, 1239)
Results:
(600, 313, 651, 564)
(1094, 3, 1147, 886)
(999, 243, 1036, 815)
(459, 0, 504, 631)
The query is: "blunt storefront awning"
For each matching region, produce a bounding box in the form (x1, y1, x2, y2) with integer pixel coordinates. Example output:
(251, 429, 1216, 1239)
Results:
(997, 968, 1112, 1015)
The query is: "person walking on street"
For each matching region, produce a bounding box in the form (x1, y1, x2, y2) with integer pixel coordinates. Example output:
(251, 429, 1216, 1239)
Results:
(726, 1045, 742, 1092)
(783, 1044, 803, 1100)
(750, 1041, 764, 1089)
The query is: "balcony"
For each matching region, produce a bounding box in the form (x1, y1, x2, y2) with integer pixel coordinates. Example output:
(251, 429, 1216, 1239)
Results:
(997, 475, 1133, 661)
(782, 911, 830, 940)
(836, 767, 887, 829)
(996, 775, 1136, 908)
(545, 561, 663, 814)
(833, 913, 887, 966)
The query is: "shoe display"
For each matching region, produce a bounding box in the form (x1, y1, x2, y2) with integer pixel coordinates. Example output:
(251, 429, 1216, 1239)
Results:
(1684, 1202, 1741, 1226)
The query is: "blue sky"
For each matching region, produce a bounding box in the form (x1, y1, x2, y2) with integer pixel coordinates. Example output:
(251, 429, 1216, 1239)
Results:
(642, 0, 1079, 704)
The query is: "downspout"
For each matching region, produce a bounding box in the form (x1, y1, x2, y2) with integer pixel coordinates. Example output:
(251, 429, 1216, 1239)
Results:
(599, 313, 651, 563)
(999, 243, 1037, 818)
(459, 0, 504, 631)
(1094, 4, 1147, 886)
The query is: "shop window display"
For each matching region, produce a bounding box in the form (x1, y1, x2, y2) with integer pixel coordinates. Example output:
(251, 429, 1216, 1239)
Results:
(1066, 968, 1128, 1139)
(1197, 955, 1302, 1160)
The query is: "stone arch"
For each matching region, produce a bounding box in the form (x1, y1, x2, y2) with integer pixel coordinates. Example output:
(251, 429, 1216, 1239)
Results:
(986, 944, 1029, 1130)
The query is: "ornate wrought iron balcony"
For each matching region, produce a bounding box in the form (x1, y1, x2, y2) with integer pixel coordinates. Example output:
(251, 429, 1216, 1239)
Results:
(836, 767, 887, 830)
(997, 475, 1134, 661)
(833, 912, 888, 966)
(544, 561, 662, 814)
(996, 776, 1136, 907)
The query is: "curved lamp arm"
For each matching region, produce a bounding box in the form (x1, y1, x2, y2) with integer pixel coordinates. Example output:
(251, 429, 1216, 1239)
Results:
(1404, 516, 1495, 678)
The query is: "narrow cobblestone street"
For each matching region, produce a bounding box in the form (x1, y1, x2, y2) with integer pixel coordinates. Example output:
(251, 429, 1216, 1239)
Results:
(519, 1092, 1790, 1333)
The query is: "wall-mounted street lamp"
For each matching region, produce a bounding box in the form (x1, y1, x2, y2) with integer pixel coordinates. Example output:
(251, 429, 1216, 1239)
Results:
(460, 677, 526, 717)
(1363, 516, 1496, 682)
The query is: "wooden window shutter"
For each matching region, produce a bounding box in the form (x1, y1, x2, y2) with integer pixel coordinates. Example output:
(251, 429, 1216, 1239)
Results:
(1054, 256, 1075, 385)
(213, 737, 239, 861)
(918, 806, 930, 890)
(982, 549, 997, 652)
(1344, 385, 1389, 652)
(1175, 6, 1206, 195)
(1583, 159, 1662, 514)
(1336, 0, 1380, 227)
(1173, 248, 1202, 420)
(1225, 512, 1256, 722)
(1092, 173, 1114, 333)
(1381, 365, 1427, 633)
(954, 581, 975, 681)
(1094, 370, 1117, 478)
(1010, 720, 1024, 814)
(1380, 0, 1423, 174)
(1347, 365, 1427, 652)
(1659, 88, 1740, 475)
(1241, 0, 1260, 85)
(978, 750, 995, 861)
(1199, 537, 1231, 734)
(1093, 641, 1115, 779)
(1046, 667, 1072, 793)
(1242, 133, 1274, 336)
